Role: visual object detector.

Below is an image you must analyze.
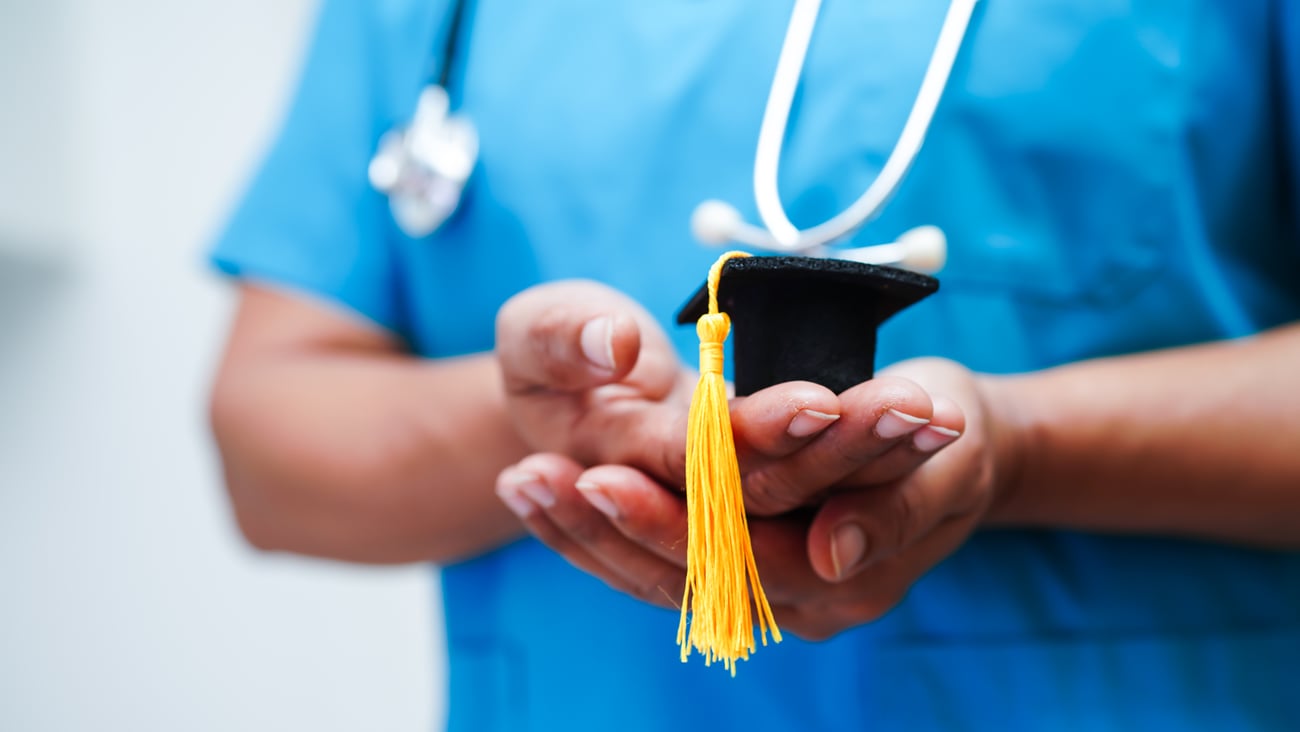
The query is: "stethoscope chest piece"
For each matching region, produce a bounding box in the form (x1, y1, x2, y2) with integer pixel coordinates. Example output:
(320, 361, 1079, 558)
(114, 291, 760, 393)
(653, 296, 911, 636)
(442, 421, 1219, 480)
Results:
(369, 85, 479, 238)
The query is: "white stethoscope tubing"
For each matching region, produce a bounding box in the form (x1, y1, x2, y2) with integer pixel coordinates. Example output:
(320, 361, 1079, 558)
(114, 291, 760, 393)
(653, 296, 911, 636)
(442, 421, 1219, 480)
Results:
(699, 0, 979, 259)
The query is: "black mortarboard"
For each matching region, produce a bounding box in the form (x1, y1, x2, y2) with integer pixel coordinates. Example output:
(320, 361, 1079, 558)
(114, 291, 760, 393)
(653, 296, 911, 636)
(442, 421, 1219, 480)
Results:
(675, 256, 938, 396)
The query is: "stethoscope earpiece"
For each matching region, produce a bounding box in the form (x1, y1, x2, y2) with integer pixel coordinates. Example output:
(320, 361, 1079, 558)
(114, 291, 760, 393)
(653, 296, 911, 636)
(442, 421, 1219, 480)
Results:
(690, 200, 746, 245)
(836, 225, 947, 274)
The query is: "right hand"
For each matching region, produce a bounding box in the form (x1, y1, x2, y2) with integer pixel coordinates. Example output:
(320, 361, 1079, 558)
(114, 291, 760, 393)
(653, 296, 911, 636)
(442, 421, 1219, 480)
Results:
(494, 281, 968, 638)
(495, 280, 847, 483)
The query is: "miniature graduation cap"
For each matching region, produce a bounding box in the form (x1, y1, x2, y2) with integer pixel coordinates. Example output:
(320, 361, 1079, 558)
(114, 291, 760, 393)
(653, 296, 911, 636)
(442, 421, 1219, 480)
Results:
(672, 252, 938, 674)
(676, 254, 939, 395)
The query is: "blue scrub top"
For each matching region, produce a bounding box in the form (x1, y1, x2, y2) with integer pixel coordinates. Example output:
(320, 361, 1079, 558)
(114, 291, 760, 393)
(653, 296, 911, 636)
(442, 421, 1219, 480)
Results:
(214, 1, 1300, 729)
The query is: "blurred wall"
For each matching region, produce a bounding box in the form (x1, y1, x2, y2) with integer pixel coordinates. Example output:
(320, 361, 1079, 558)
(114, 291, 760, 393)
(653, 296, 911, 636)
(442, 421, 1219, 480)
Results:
(0, 2, 442, 730)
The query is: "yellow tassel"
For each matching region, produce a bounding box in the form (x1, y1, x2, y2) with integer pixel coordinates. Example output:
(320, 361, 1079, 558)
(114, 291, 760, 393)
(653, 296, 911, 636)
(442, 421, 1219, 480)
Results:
(677, 251, 781, 675)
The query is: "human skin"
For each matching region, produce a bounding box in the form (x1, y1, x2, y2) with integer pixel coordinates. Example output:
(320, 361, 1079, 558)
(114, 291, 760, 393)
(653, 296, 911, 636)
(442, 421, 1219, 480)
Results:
(494, 282, 1300, 639)
(210, 285, 529, 564)
(210, 281, 1300, 640)
(209, 283, 959, 567)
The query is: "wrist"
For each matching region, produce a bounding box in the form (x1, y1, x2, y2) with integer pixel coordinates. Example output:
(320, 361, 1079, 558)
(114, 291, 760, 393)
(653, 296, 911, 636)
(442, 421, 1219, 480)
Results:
(976, 373, 1039, 527)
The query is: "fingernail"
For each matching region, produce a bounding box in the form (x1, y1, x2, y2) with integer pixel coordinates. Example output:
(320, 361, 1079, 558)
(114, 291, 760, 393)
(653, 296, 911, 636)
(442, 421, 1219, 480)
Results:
(787, 409, 840, 438)
(576, 480, 620, 520)
(498, 490, 536, 518)
(580, 316, 615, 371)
(875, 408, 930, 439)
(913, 425, 961, 453)
(495, 472, 540, 517)
(830, 523, 867, 580)
(500, 470, 556, 509)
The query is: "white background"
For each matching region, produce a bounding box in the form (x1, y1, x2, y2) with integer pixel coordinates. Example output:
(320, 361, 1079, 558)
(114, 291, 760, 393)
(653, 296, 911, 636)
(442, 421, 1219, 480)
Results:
(0, 2, 443, 730)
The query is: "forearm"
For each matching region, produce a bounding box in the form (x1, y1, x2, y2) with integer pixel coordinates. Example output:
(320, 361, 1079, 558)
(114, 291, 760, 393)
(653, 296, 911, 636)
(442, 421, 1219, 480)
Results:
(987, 322, 1300, 548)
(211, 349, 529, 564)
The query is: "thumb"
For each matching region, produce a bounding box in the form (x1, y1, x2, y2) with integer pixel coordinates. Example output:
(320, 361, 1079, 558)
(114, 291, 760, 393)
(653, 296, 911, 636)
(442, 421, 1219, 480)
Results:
(496, 280, 645, 395)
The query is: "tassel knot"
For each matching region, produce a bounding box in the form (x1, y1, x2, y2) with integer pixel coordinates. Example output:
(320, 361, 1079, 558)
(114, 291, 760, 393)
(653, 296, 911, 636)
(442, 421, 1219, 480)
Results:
(697, 313, 729, 375)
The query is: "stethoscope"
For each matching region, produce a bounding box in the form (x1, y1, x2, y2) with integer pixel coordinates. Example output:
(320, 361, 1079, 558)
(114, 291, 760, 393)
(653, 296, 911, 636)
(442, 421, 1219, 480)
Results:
(368, 0, 478, 237)
(370, 0, 980, 274)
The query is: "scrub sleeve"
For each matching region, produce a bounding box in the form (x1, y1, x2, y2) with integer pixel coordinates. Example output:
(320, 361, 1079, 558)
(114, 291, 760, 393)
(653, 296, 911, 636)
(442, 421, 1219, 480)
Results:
(211, 0, 437, 336)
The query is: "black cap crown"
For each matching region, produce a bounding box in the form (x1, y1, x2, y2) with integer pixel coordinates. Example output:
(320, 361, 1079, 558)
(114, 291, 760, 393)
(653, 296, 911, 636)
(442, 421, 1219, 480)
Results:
(676, 256, 938, 395)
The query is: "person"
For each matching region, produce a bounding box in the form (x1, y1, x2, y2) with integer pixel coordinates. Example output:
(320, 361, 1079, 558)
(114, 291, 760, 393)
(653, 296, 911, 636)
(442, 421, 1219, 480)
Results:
(208, 0, 1300, 729)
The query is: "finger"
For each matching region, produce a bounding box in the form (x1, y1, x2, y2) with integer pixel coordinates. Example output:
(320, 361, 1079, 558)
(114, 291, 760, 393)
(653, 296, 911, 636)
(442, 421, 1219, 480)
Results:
(497, 455, 686, 608)
(578, 466, 860, 608)
(572, 464, 690, 565)
(911, 394, 966, 453)
(771, 513, 981, 641)
(495, 280, 693, 472)
(806, 453, 983, 583)
(495, 280, 679, 398)
(495, 281, 639, 393)
(494, 456, 643, 595)
(841, 393, 966, 485)
(742, 376, 936, 515)
(597, 380, 840, 492)
(730, 381, 841, 461)
(747, 516, 853, 605)
(859, 512, 979, 598)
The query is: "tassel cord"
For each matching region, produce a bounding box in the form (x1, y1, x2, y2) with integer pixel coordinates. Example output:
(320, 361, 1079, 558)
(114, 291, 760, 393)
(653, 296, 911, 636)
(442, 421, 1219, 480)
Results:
(678, 251, 782, 674)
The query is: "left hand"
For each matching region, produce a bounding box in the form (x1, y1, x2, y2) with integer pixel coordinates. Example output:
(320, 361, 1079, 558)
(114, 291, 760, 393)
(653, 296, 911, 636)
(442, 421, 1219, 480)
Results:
(494, 280, 955, 503)
(498, 357, 1018, 641)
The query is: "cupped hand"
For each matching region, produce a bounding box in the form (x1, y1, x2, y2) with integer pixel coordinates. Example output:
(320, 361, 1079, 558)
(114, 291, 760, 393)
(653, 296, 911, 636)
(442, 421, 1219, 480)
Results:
(495, 281, 959, 502)
(496, 281, 926, 488)
(494, 280, 691, 475)
(799, 358, 1010, 590)
(494, 379, 983, 643)
(495, 281, 1002, 639)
